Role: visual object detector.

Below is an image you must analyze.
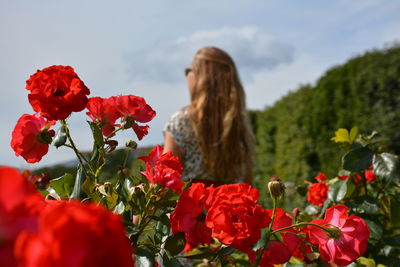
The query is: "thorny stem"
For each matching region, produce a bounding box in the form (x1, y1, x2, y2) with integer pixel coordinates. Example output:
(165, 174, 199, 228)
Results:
(61, 120, 94, 175)
(135, 187, 161, 239)
(272, 222, 336, 235)
(123, 148, 132, 168)
(105, 127, 124, 142)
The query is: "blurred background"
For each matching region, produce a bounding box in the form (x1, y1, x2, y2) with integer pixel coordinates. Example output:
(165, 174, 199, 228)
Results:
(1, 1, 399, 192)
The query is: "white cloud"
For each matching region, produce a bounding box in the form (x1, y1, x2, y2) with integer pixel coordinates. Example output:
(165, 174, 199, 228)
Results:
(126, 26, 295, 82)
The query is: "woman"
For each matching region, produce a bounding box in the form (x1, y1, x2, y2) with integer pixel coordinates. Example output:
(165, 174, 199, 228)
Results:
(163, 47, 255, 184)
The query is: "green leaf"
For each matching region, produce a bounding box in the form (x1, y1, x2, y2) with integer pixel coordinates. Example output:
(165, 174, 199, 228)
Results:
(373, 153, 400, 185)
(155, 213, 170, 243)
(51, 125, 67, 148)
(217, 246, 235, 257)
(357, 257, 376, 267)
(135, 257, 154, 267)
(349, 127, 359, 143)
(328, 179, 347, 202)
(384, 235, 400, 247)
(363, 218, 383, 240)
(284, 262, 306, 267)
(331, 128, 351, 143)
(97, 183, 119, 209)
(305, 205, 321, 215)
(253, 228, 267, 250)
(183, 250, 215, 260)
(390, 196, 400, 227)
(113, 201, 125, 214)
(90, 145, 99, 161)
(165, 232, 186, 256)
(70, 166, 86, 200)
(233, 259, 253, 266)
(342, 147, 374, 172)
(50, 173, 74, 198)
(349, 196, 380, 214)
(89, 121, 104, 147)
(162, 251, 183, 267)
(296, 185, 308, 196)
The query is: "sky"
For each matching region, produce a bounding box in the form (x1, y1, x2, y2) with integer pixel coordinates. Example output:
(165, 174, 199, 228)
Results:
(1, 0, 399, 169)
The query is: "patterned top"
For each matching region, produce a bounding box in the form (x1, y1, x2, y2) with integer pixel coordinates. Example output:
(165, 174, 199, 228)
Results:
(164, 107, 213, 181)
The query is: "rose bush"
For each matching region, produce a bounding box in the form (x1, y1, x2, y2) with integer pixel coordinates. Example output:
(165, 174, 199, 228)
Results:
(5, 66, 399, 266)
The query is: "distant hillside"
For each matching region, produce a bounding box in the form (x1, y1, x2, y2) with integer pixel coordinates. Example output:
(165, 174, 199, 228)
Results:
(253, 45, 400, 188)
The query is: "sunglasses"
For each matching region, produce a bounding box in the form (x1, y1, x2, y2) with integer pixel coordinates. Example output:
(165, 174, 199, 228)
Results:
(184, 68, 192, 77)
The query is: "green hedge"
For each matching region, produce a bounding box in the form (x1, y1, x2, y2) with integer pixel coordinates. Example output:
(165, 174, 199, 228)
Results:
(254, 45, 400, 189)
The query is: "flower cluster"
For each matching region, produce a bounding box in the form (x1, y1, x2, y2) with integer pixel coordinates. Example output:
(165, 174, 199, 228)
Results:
(171, 183, 270, 256)
(11, 65, 155, 163)
(170, 182, 370, 266)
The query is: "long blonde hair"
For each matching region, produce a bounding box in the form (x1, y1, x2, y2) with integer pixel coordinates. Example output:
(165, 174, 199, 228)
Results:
(188, 47, 255, 182)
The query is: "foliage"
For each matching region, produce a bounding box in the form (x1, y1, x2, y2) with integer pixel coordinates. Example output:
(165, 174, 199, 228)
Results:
(300, 127, 400, 266)
(254, 45, 400, 190)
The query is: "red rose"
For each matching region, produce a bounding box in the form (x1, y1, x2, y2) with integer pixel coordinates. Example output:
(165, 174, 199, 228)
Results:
(364, 170, 376, 183)
(0, 167, 45, 267)
(10, 113, 55, 163)
(114, 95, 156, 140)
(259, 209, 299, 266)
(307, 204, 370, 266)
(114, 95, 156, 123)
(259, 241, 292, 267)
(138, 145, 184, 194)
(205, 183, 271, 251)
(170, 183, 214, 251)
(86, 97, 120, 137)
(315, 172, 327, 181)
(86, 95, 155, 140)
(338, 175, 349, 180)
(307, 182, 329, 207)
(210, 182, 260, 204)
(14, 201, 134, 267)
(26, 65, 90, 121)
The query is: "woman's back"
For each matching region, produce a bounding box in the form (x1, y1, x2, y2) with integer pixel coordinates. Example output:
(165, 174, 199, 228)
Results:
(164, 107, 210, 181)
(164, 47, 254, 184)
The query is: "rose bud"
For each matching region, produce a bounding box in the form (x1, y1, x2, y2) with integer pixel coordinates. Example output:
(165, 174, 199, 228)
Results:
(125, 140, 138, 150)
(132, 215, 140, 225)
(292, 207, 300, 218)
(268, 177, 285, 199)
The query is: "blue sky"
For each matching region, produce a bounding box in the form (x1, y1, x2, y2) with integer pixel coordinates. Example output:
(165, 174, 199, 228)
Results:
(1, 0, 399, 169)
